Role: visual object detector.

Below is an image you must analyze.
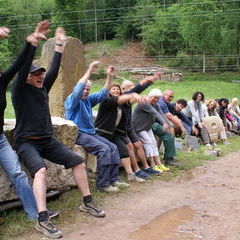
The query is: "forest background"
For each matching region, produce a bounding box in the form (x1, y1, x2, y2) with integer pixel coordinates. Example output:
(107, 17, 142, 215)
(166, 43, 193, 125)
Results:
(0, 0, 240, 73)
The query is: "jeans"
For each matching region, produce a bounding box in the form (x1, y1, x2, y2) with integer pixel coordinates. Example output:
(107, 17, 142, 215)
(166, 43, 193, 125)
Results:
(76, 132, 120, 187)
(0, 134, 38, 220)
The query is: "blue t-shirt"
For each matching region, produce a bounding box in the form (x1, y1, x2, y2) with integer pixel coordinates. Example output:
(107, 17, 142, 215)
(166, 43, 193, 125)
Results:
(157, 97, 170, 114)
(65, 82, 109, 134)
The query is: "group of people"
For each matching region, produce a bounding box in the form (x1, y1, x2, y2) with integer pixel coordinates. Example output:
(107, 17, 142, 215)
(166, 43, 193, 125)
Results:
(0, 21, 239, 239)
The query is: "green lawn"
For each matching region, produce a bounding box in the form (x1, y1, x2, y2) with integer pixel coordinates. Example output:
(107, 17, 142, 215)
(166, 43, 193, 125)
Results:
(2, 71, 240, 239)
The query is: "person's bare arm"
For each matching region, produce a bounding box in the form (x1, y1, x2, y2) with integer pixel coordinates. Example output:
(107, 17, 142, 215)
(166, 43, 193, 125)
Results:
(104, 66, 115, 90)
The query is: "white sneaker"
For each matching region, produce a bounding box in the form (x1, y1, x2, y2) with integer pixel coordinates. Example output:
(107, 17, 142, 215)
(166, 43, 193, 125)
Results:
(127, 173, 145, 183)
(112, 179, 130, 187)
(96, 185, 119, 192)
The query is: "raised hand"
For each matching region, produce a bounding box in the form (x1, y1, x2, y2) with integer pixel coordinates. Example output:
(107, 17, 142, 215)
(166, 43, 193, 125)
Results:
(26, 20, 50, 44)
(0, 27, 10, 39)
(89, 61, 101, 73)
(55, 27, 67, 44)
(34, 20, 50, 40)
(107, 66, 116, 78)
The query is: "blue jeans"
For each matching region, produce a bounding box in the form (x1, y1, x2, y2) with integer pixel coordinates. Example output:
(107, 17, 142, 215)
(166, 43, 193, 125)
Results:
(76, 132, 120, 187)
(0, 134, 38, 220)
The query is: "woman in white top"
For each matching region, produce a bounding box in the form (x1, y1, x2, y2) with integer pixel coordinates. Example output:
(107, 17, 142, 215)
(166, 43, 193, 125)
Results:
(183, 91, 212, 146)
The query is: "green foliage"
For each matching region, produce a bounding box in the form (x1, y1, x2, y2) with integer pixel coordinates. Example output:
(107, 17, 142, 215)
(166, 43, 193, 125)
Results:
(0, 38, 11, 70)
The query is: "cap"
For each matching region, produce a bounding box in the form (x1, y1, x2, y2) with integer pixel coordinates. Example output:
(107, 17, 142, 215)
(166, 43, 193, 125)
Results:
(30, 64, 46, 74)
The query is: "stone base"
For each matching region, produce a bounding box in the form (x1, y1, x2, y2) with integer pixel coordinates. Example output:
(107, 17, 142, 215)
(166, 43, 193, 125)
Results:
(0, 118, 91, 203)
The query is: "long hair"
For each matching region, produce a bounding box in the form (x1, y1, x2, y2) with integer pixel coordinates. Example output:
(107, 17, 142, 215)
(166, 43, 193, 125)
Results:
(192, 91, 205, 101)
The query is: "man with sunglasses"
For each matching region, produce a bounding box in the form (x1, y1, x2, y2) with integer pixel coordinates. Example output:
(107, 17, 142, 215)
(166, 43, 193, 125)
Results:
(12, 27, 105, 239)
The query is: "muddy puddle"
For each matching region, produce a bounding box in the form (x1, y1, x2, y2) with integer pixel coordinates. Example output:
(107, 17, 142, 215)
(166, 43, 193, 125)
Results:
(130, 205, 197, 240)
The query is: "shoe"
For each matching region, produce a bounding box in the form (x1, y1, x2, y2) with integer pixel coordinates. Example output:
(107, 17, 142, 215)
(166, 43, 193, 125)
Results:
(223, 140, 230, 145)
(158, 164, 170, 172)
(205, 143, 212, 149)
(112, 179, 129, 187)
(35, 218, 63, 239)
(96, 185, 120, 192)
(79, 200, 106, 218)
(143, 167, 161, 176)
(213, 142, 217, 147)
(127, 173, 145, 183)
(47, 210, 61, 219)
(135, 169, 150, 179)
(153, 165, 163, 173)
(164, 157, 180, 166)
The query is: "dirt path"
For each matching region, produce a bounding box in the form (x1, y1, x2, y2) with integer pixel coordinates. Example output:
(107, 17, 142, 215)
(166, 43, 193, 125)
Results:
(18, 151, 240, 240)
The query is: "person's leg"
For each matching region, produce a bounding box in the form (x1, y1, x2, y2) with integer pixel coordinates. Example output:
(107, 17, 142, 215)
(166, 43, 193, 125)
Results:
(126, 142, 141, 172)
(42, 137, 105, 217)
(0, 134, 38, 220)
(16, 139, 62, 238)
(136, 130, 161, 171)
(93, 134, 121, 184)
(112, 135, 145, 183)
(200, 126, 211, 144)
(127, 129, 151, 169)
(76, 132, 113, 188)
(152, 123, 177, 166)
(133, 141, 150, 168)
(182, 121, 192, 135)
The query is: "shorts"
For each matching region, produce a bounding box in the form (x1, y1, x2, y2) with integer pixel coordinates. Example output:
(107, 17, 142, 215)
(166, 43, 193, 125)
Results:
(97, 131, 129, 159)
(126, 128, 140, 143)
(16, 137, 84, 176)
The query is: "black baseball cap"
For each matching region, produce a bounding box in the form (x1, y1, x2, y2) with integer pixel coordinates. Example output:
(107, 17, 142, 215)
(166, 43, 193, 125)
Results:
(30, 64, 46, 73)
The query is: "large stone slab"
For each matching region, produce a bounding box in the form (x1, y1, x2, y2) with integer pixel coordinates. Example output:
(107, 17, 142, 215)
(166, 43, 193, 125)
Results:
(40, 37, 86, 118)
(0, 118, 86, 203)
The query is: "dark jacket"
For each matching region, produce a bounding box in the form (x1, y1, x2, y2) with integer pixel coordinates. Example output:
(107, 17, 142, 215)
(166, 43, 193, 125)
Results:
(11, 50, 62, 141)
(95, 95, 128, 137)
(0, 42, 33, 134)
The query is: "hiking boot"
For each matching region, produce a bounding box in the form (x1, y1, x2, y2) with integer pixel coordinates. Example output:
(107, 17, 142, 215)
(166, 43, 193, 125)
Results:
(127, 173, 145, 183)
(143, 167, 161, 176)
(164, 157, 179, 166)
(35, 218, 62, 239)
(96, 185, 120, 192)
(79, 200, 106, 218)
(47, 210, 61, 219)
(135, 169, 150, 179)
(112, 179, 130, 187)
(157, 164, 170, 172)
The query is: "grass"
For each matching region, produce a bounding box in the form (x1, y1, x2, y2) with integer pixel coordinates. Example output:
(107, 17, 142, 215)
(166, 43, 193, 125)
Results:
(1, 136, 240, 239)
(2, 40, 240, 238)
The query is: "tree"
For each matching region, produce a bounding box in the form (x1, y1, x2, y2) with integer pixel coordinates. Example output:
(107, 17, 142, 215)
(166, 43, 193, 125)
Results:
(178, 0, 223, 72)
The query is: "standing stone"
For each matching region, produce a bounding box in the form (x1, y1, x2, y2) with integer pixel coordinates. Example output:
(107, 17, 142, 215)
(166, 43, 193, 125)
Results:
(40, 37, 86, 117)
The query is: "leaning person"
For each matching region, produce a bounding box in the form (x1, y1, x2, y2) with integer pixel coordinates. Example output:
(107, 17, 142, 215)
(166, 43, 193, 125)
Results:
(65, 61, 128, 192)
(132, 89, 177, 167)
(0, 24, 47, 220)
(121, 74, 162, 176)
(11, 27, 105, 239)
(95, 83, 146, 183)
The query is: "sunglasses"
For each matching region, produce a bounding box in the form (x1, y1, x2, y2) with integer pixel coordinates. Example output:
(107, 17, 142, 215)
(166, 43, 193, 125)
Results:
(31, 71, 45, 77)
